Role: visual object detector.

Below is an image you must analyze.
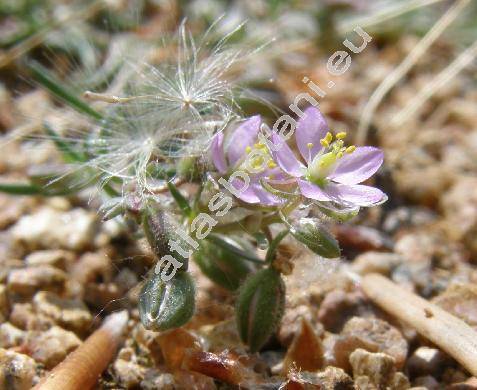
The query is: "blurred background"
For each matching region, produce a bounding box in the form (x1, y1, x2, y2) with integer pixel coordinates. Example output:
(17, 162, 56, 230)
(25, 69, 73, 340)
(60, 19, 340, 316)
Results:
(1, 0, 477, 388)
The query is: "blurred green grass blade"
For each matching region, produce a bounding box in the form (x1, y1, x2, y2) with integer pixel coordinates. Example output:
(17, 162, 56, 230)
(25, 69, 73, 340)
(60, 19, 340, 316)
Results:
(44, 123, 87, 163)
(0, 182, 42, 195)
(28, 60, 103, 120)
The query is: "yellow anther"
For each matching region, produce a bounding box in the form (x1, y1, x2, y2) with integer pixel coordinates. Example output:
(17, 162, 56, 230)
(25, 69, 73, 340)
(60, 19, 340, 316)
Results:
(307, 142, 314, 149)
(346, 145, 356, 154)
(245, 146, 252, 154)
(325, 132, 333, 143)
(267, 161, 277, 169)
(320, 139, 329, 147)
(336, 132, 347, 140)
(337, 152, 344, 158)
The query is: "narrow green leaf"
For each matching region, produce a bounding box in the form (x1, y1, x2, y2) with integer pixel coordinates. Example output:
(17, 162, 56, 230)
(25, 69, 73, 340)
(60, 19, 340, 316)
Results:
(167, 181, 192, 217)
(193, 239, 254, 291)
(0, 181, 80, 197)
(265, 229, 289, 263)
(146, 162, 176, 180)
(0, 182, 42, 195)
(44, 123, 87, 163)
(28, 61, 103, 120)
(206, 234, 263, 264)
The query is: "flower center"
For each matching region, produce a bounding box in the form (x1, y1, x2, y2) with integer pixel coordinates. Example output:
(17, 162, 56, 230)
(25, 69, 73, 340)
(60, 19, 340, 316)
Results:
(306, 132, 355, 186)
(240, 142, 276, 174)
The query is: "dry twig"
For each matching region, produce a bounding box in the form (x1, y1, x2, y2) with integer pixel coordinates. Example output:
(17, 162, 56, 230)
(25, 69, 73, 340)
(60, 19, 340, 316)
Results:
(362, 273, 477, 376)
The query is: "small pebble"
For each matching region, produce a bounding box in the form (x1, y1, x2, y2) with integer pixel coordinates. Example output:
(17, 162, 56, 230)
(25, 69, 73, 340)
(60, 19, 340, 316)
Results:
(26, 326, 81, 368)
(0, 348, 37, 390)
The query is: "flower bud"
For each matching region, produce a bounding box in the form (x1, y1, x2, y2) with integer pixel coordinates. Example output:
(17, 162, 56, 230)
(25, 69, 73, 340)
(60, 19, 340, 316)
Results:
(236, 268, 285, 352)
(139, 271, 195, 331)
(142, 208, 170, 258)
(193, 239, 254, 291)
(142, 208, 188, 270)
(290, 217, 340, 258)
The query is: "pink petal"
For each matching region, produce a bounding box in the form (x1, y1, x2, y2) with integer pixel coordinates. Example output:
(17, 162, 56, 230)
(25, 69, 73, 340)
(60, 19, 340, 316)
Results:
(326, 183, 386, 207)
(226, 115, 261, 167)
(270, 133, 305, 177)
(230, 177, 260, 203)
(252, 183, 283, 206)
(298, 179, 333, 201)
(296, 106, 328, 162)
(329, 146, 383, 185)
(211, 132, 228, 173)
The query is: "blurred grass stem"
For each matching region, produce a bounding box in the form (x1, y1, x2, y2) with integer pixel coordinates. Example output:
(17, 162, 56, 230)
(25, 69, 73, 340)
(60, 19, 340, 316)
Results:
(356, 0, 470, 145)
(391, 39, 477, 126)
(0, 1, 107, 69)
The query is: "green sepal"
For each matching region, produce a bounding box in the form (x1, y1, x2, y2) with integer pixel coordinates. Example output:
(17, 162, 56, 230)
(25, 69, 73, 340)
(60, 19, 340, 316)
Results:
(236, 268, 285, 352)
(316, 204, 359, 222)
(286, 216, 341, 259)
(139, 271, 195, 331)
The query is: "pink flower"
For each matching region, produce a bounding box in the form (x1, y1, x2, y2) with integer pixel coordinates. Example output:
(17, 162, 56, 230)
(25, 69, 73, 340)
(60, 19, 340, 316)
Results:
(211, 116, 283, 205)
(270, 107, 386, 208)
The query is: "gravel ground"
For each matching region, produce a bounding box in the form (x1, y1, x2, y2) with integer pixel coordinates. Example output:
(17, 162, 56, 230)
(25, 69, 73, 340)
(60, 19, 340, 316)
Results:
(1, 1, 477, 389)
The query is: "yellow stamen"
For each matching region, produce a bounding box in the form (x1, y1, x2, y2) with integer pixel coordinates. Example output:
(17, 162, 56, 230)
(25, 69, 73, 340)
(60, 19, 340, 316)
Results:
(336, 132, 347, 140)
(245, 146, 252, 154)
(337, 151, 343, 158)
(267, 161, 277, 168)
(346, 145, 356, 154)
(325, 132, 333, 143)
(320, 139, 329, 147)
(307, 142, 314, 149)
